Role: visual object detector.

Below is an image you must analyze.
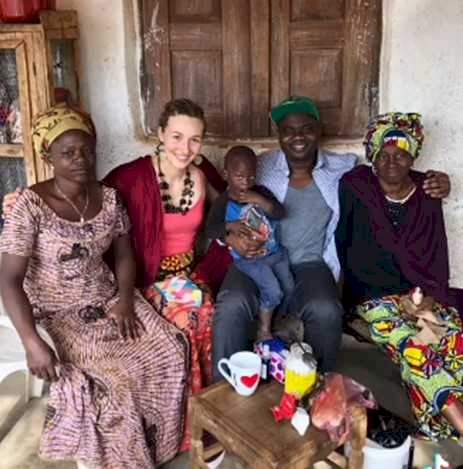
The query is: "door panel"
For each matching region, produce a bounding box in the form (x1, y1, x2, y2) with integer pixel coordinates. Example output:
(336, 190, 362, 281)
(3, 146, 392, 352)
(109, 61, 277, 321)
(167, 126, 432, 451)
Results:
(222, 0, 251, 137)
(171, 50, 224, 135)
(170, 0, 221, 22)
(291, 0, 345, 20)
(140, 0, 381, 138)
(290, 49, 343, 108)
(271, 0, 381, 137)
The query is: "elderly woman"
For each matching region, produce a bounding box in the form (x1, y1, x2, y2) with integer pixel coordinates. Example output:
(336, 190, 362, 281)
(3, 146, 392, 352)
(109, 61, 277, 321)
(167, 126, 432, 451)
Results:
(336, 112, 463, 440)
(0, 105, 188, 468)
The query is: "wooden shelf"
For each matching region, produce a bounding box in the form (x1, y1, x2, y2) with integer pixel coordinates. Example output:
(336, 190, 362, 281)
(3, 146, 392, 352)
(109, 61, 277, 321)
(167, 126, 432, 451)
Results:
(0, 11, 77, 34)
(0, 144, 24, 158)
(0, 10, 78, 185)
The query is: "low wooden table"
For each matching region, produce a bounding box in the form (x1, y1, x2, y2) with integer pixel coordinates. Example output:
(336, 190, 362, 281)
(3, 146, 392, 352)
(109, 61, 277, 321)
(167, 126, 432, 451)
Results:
(190, 381, 367, 469)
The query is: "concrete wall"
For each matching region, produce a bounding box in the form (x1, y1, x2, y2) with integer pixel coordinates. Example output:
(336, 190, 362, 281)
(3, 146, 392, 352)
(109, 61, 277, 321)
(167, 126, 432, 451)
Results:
(56, 0, 463, 286)
(380, 0, 463, 286)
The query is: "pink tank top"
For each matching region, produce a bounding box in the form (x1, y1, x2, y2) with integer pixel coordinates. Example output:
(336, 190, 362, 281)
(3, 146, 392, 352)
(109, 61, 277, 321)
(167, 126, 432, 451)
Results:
(160, 195, 206, 257)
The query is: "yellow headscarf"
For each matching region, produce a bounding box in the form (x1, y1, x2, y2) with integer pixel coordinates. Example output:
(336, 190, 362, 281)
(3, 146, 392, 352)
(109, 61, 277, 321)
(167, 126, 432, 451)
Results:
(32, 104, 96, 159)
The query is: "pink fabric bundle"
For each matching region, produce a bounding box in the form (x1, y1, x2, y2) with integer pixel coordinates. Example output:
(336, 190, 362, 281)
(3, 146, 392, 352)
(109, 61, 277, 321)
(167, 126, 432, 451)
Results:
(155, 276, 203, 307)
(310, 373, 376, 443)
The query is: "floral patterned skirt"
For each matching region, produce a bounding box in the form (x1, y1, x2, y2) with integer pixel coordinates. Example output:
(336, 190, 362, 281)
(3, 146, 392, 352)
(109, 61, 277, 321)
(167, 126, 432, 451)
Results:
(357, 295, 463, 440)
(144, 250, 214, 451)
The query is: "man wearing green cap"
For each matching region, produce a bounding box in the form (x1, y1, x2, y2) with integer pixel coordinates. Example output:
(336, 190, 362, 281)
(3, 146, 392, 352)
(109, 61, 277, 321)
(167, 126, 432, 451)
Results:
(210, 96, 450, 379)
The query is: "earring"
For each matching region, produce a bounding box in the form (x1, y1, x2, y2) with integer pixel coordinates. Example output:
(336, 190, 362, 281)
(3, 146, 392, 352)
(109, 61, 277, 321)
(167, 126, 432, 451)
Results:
(155, 142, 165, 158)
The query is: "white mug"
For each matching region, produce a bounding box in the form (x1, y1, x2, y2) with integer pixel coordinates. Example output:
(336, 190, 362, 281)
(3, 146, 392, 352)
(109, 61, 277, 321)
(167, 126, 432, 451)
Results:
(218, 351, 262, 396)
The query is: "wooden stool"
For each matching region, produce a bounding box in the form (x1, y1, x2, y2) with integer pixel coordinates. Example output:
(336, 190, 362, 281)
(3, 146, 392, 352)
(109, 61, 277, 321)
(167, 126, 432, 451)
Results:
(191, 381, 367, 469)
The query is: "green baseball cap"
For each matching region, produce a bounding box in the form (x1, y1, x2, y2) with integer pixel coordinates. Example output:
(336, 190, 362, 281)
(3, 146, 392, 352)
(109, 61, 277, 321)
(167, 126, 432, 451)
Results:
(270, 96, 320, 124)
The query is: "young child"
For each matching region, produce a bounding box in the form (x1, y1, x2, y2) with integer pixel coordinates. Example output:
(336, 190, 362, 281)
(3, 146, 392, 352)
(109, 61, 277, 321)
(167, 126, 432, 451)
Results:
(208, 145, 294, 342)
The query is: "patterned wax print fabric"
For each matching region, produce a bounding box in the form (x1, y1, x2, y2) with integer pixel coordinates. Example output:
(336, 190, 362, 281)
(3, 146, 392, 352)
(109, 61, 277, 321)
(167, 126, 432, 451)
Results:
(31, 103, 96, 159)
(144, 250, 215, 453)
(357, 295, 463, 440)
(363, 112, 424, 163)
(225, 199, 278, 260)
(0, 186, 188, 467)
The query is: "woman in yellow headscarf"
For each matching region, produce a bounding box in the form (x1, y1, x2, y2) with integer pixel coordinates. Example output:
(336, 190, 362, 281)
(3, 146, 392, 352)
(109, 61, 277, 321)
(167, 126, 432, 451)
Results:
(0, 104, 188, 468)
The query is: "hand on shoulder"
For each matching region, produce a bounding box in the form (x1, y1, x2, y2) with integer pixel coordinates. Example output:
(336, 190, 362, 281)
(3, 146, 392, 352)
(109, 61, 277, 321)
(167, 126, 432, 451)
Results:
(422, 170, 450, 199)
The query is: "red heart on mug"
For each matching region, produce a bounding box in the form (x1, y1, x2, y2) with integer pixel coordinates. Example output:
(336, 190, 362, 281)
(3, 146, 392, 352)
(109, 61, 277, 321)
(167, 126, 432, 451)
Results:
(241, 374, 259, 388)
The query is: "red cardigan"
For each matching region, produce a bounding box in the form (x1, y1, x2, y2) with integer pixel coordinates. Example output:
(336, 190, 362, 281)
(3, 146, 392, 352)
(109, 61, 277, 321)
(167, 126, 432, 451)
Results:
(103, 155, 231, 292)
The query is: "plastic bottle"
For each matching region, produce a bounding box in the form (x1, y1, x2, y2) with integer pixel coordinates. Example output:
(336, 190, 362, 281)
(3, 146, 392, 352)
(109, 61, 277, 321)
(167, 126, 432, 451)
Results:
(284, 343, 317, 399)
(261, 344, 271, 383)
(433, 453, 450, 468)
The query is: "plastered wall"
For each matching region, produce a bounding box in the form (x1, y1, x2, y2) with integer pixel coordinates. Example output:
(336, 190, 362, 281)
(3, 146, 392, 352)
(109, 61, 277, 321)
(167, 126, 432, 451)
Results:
(56, 0, 463, 285)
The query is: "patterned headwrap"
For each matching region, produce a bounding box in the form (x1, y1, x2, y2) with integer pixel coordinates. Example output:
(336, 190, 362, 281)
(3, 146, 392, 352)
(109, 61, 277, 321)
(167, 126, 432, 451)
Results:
(363, 112, 424, 162)
(32, 103, 96, 159)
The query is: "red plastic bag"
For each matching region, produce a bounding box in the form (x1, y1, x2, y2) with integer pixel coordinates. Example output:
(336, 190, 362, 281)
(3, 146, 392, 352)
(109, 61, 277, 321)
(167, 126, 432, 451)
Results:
(310, 373, 376, 443)
(272, 393, 298, 422)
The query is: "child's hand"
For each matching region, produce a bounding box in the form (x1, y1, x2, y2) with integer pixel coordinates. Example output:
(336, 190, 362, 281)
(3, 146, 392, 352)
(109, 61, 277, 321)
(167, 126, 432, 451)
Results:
(225, 229, 267, 258)
(226, 221, 255, 238)
(227, 221, 267, 244)
(237, 190, 264, 205)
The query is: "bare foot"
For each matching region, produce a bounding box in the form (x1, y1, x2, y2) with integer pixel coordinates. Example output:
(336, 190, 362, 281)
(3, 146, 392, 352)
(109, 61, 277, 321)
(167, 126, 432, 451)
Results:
(256, 330, 273, 343)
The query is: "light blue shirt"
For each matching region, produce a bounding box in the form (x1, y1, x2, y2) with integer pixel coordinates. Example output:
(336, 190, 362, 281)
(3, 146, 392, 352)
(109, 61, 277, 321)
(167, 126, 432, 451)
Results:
(256, 148, 358, 281)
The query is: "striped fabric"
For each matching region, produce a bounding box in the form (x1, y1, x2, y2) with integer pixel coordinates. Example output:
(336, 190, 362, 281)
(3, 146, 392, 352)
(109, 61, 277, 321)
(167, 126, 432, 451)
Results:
(0, 186, 188, 467)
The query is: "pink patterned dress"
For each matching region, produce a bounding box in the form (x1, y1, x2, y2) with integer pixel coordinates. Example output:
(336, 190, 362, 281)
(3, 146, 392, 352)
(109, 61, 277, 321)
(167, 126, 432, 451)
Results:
(0, 186, 188, 468)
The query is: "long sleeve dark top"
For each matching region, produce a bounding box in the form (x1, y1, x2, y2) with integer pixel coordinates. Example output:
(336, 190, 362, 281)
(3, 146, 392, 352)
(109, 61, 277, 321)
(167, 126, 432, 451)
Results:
(335, 179, 412, 309)
(205, 191, 228, 242)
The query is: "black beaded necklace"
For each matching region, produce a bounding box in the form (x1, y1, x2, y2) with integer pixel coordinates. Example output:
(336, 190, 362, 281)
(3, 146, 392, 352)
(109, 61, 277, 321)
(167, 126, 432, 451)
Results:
(156, 147, 195, 215)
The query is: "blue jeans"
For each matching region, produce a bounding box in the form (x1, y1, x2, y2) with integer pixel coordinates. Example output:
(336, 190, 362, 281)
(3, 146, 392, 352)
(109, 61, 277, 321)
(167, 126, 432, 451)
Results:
(213, 260, 344, 378)
(234, 250, 294, 311)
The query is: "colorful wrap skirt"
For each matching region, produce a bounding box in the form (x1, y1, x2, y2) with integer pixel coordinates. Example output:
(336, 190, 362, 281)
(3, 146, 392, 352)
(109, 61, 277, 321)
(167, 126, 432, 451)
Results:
(143, 250, 214, 451)
(357, 295, 463, 440)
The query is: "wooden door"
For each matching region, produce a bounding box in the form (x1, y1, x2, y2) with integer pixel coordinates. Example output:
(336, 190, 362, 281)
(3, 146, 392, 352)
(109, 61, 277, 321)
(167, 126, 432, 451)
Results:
(271, 0, 381, 137)
(141, 0, 272, 138)
(140, 0, 381, 139)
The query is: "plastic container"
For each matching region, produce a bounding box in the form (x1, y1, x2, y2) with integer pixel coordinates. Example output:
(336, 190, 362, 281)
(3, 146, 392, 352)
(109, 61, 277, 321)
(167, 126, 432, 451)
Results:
(284, 343, 317, 399)
(363, 435, 411, 469)
(0, 0, 56, 23)
(260, 344, 271, 383)
(254, 338, 288, 383)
